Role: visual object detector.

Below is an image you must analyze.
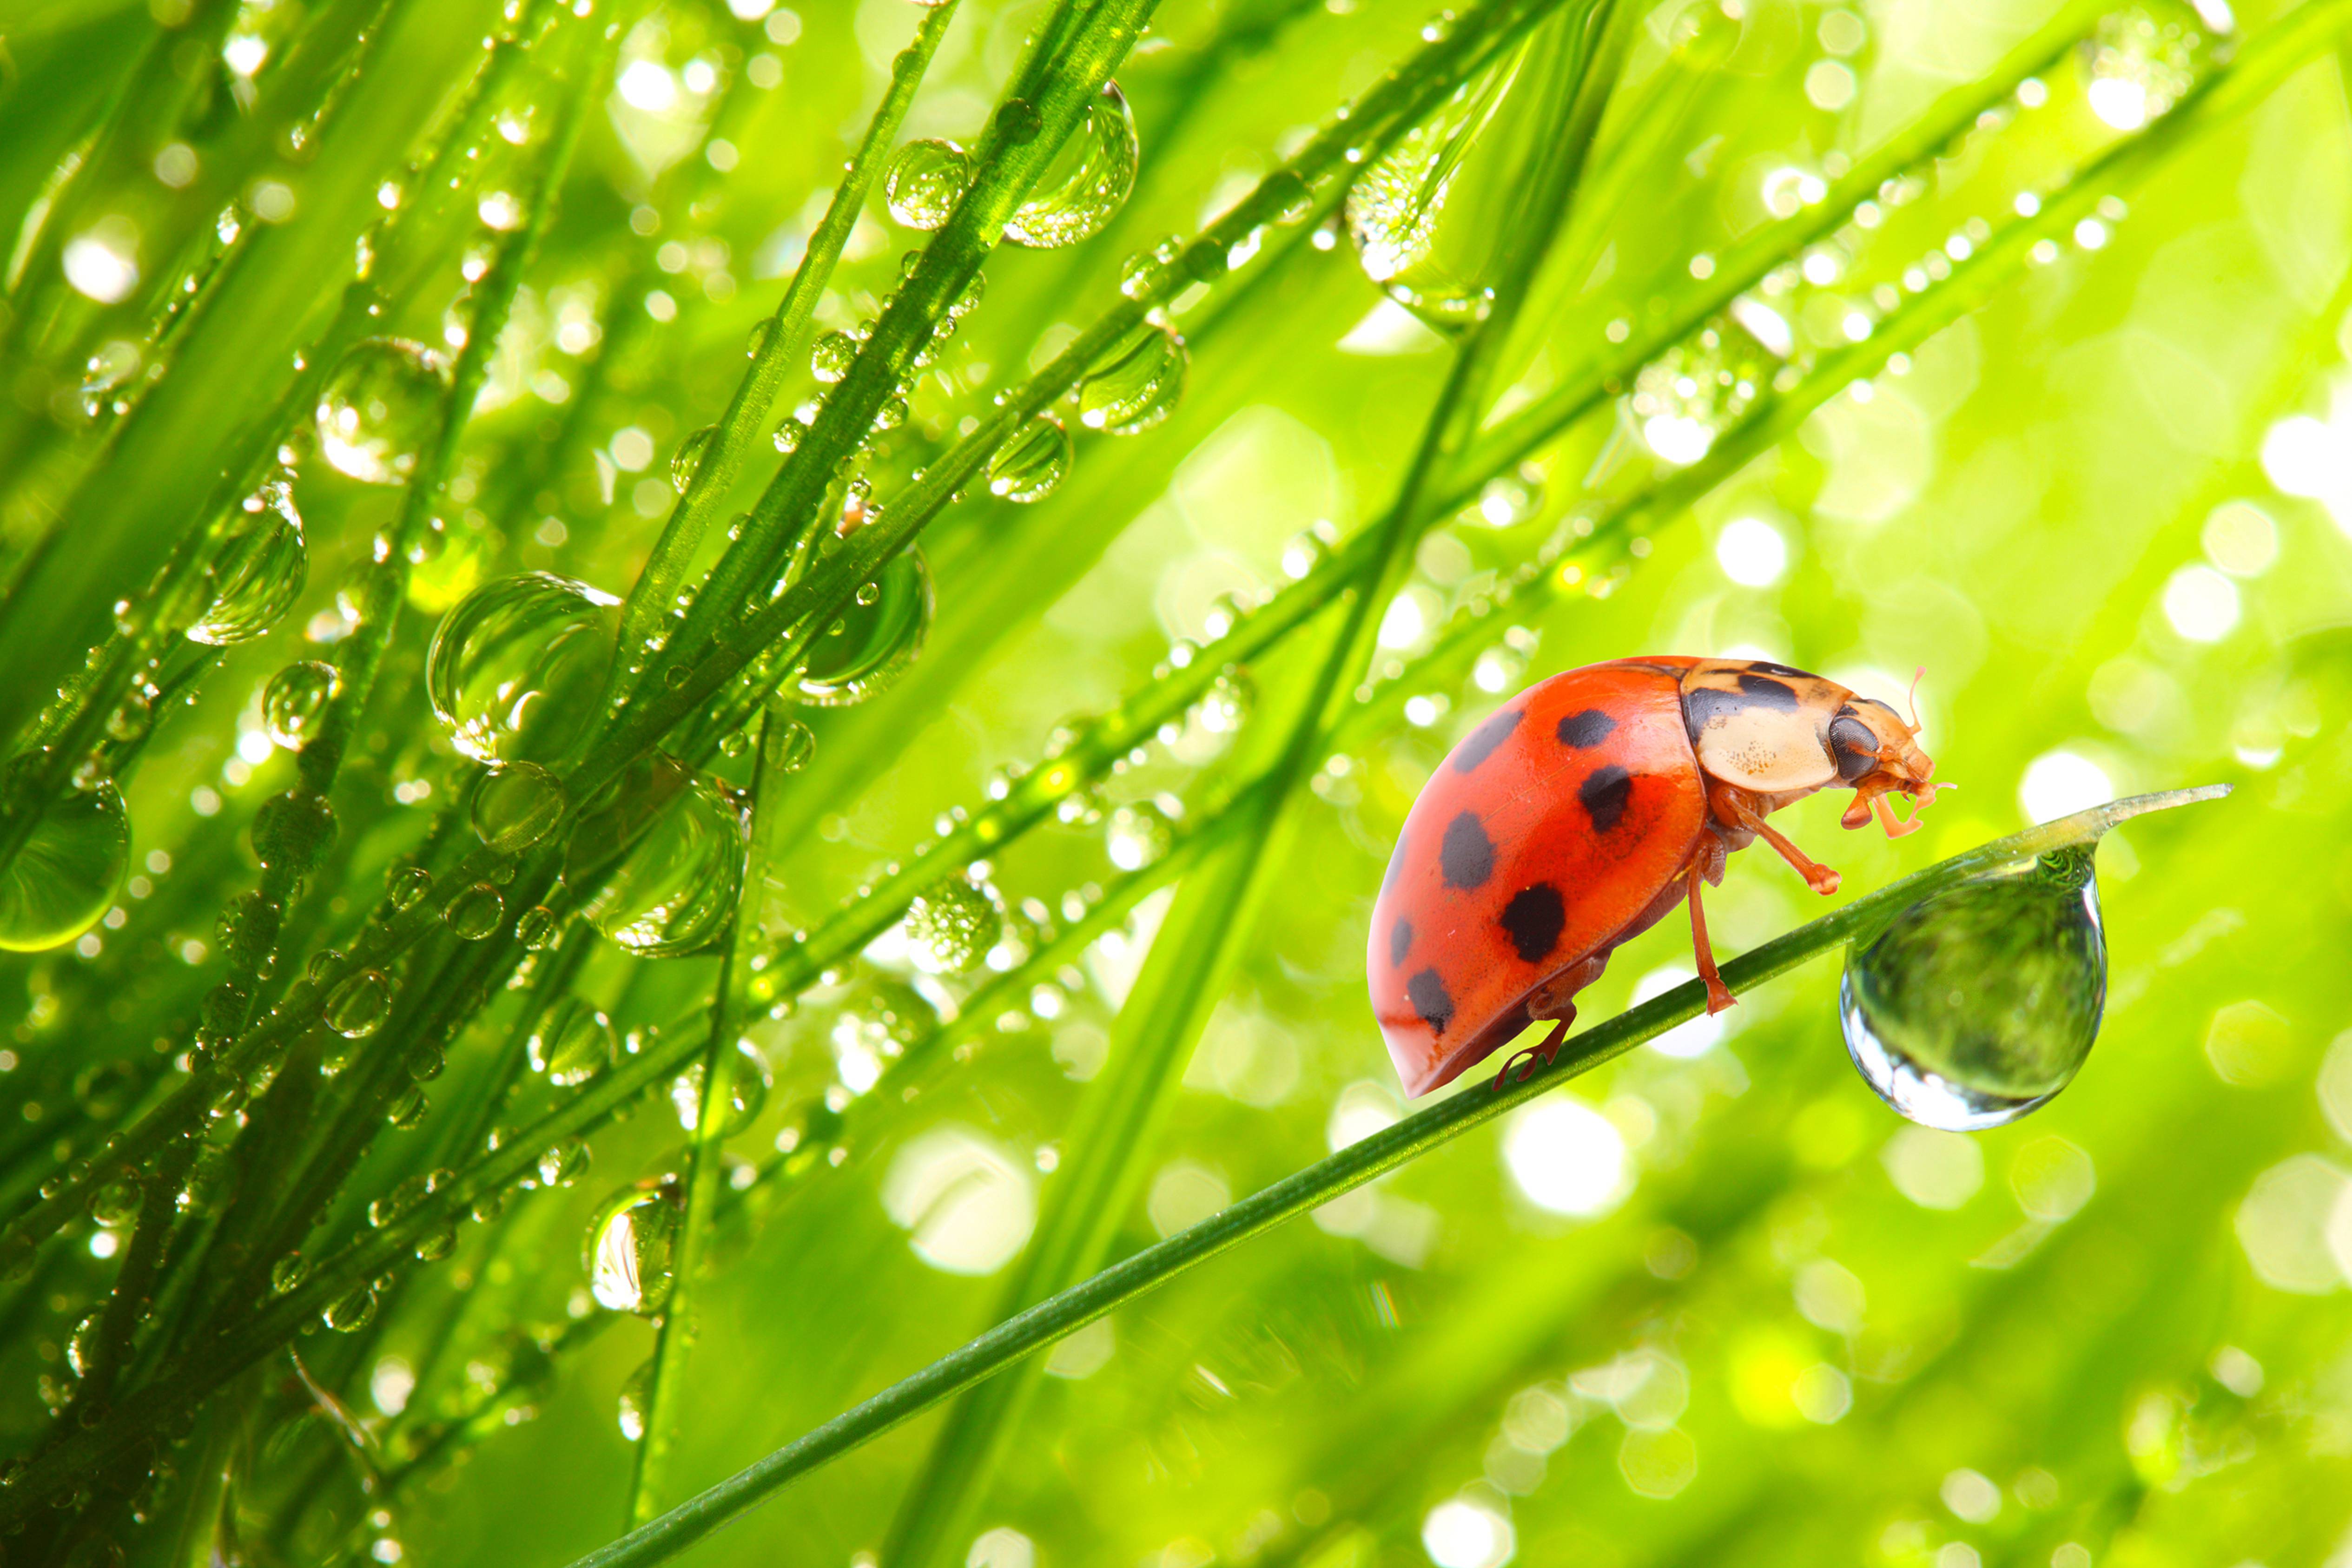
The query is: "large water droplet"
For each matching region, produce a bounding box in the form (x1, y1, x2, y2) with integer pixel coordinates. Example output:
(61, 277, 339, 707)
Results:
(585, 1179, 681, 1314)
(443, 881, 504, 941)
(529, 998, 614, 1086)
(810, 330, 856, 384)
(1004, 81, 1139, 249)
(565, 753, 747, 958)
(323, 968, 391, 1039)
(791, 548, 933, 707)
(670, 424, 715, 492)
(188, 477, 307, 646)
(1627, 318, 1778, 468)
(986, 416, 1070, 504)
(903, 876, 1003, 975)
(1840, 845, 2107, 1131)
(315, 337, 448, 485)
(669, 1038, 769, 1134)
(264, 661, 342, 749)
(0, 780, 129, 952)
(883, 138, 971, 230)
(1077, 319, 1187, 435)
(471, 762, 566, 853)
(426, 572, 618, 764)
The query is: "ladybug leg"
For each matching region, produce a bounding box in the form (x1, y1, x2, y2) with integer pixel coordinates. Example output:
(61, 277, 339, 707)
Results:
(1685, 856, 1737, 1015)
(1494, 1017, 1572, 1091)
(1714, 784, 1842, 896)
(1494, 955, 1608, 1089)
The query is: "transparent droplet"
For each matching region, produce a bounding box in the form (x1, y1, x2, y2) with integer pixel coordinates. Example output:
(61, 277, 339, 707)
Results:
(386, 865, 432, 912)
(986, 416, 1070, 504)
(822, 969, 938, 1091)
(264, 660, 342, 750)
(903, 876, 1003, 975)
(188, 477, 307, 646)
(88, 1179, 140, 1227)
(1626, 318, 1779, 468)
(617, 1357, 654, 1442)
(670, 424, 715, 492)
(529, 998, 614, 1086)
(73, 1060, 139, 1119)
(537, 1135, 590, 1187)
(585, 1179, 682, 1315)
(324, 968, 391, 1038)
(770, 717, 816, 771)
(669, 1038, 769, 1134)
(2081, 3, 2222, 132)
(1004, 81, 1139, 249)
(1078, 319, 1187, 435)
(324, 1281, 378, 1331)
(883, 138, 971, 230)
(1105, 801, 1175, 870)
(315, 337, 448, 485)
(1841, 845, 2107, 1131)
(516, 903, 560, 949)
(443, 881, 504, 941)
(565, 754, 746, 958)
(790, 548, 933, 707)
(0, 779, 129, 953)
(471, 762, 566, 853)
(426, 572, 618, 764)
(810, 330, 856, 384)
(66, 1310, 102, 1376)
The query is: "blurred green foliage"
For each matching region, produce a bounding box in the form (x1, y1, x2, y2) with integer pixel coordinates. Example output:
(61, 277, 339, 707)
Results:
(3, 0, 2352, 1565)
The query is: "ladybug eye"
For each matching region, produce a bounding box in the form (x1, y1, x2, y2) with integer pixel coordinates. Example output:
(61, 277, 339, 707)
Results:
(1829, 714, 1879, 783)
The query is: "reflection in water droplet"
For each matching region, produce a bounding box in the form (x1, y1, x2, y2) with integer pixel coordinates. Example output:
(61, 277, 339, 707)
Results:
(427, 572, 618, 764)
(771, 717, 816, 772)
(585, 1179, 681, 1314)
(443, 882, 505, 941)
(315, 337, 447, 485)
(1841, 845, 2107, 1130)
(883, 139, 970, 230)
(529, 998, 614, 1086)
(188, 476, 307, 646)
(810, 330, 856, 384)
(0, 781, 129, 952)
(264, 661, 342, 750)
(904, 876, 1003, 975)
(516, 903, 561, 949)
(566, 754, 746, 957)
(1004, 82, 1139, 249)
(324, 969, 391, 1039)
(386, 865, 432, 912)
(987, 416, 1071, 504)
(1078, 319, 1187, 435)
(617, 1357, 653, 1441)
(670, 424, 715, 491)
(324, 1282, 379, 1331)
(791, 549, 932, 707)
(537, 1135, 590, 1187)
(670, 1038, 770, 1133)
(472, 762, 566, 853)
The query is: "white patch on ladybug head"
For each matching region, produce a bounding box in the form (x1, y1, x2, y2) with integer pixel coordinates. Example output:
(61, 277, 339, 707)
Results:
(1680, 666, 1840, 794)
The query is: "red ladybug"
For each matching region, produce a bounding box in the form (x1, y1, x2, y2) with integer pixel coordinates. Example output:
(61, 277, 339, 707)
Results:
(1369, 657, 1943, 1097)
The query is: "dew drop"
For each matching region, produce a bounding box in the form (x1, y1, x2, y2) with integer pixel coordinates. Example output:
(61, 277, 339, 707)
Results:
(810, 330, 856, 384)
(617, 1357, 654, 1441)
(315, 337, 448, 485)
(670, 424, 716, 491)
(584, 1179, 682, 1315)
(669, 1039, 770, 1134)
(324, 1282, 378, 1331)
(768, 716, 816, 772)
(188, 476, 307, 646)
(1105, 801, 1175, 870)
(986, 416, 1070, 503)
(529, 998, 614, 1086)
(323, 969, 391, 1038)
(426, 572, 618, 764)
(904, 876, 1004, 975)
(1077, 319, 1187, 435)
(1841, 844, 2107, 1131)
(264, 661, 342, 750)
(73, 1060, 138, 1119)
(883, 138, 971, 230)
(1004, 82, 1139, 249)
(516, 903, 561, 949)
(386, 864, 433, 912)
(565, 754, 746, 957)
(0, 780, 128, 953)
(537, 1135, 590, 1187)
(443, 881, 504, 941)
(789, 548, 932, 707)
(471, 762, 566, 853)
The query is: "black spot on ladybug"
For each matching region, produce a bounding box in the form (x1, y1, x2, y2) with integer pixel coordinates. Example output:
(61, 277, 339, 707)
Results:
(1735, 671, 1801, 708)
(1389, 918, 1414, 968)
(1745, 660, 1811, 679)
(1579, 765, 1634, 834)
(1498, 884, 1566, 963)
(1440, 811, 1494, 890)
(1829, 713, 1878, 783)
(1451, 706, 1523, 774)
(1556, 708, 1616, 749)
(1406, 968, 1454, 1036)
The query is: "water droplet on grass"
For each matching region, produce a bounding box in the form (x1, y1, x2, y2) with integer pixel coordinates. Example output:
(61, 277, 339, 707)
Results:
(324, 969, 390, 1038)
(264, 661, 342, 750)
(188, 477, 306, 646)
(529, 999, 614, 1086)
(585, 1179, 681, 1314)
(987, 416, 1070, 503)
(791, 548, 932, 706)
(1105, 801, 1174, 870)
(810, 330, 856, 383)
(315, 337, 447, 485)
(883, 139, 970, 230)
(0, 780, 129, 953)
(1004, 82, 1139, 249)
(670, 1039, 769, 1134)
(1841, 845, 2107, 1130)
(427, 573, 618, 764)
(1078, 320, 1186, 435)
(443, 881, 504, 941)
(617, 1357, 653, 1440)
(565, 754, 746, 958)
(670, 424, 715, 491)
(471, 762, 565, 852)
(904, 876, 1003, 974)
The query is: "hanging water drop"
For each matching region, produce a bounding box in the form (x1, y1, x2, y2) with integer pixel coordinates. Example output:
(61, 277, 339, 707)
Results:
(529, 998, 614, 1086)
(471, 762, 566, 853)
(669, 1038, 770, 1134)
(323, 969, 391, 1039)
(770, 717, 816, 771)
(670, 424, 716, 491)
(386, 864, 432, 912)
(617, 1357, 654, 1441)
(565, 753, 747, 957)
(1105, 801, 1175, 870)
(810, 330, 856, 384)
(987, 416, 1070, 504)
(444, 881, 505, 941)
(1004, 82, 1139, 249)
(0, 780, 130, 953)
(188, 477, 307, 646)
(427, 573, 619, 764)
(264, 661, 342, 750)
(585, 1179, 682, 1315)
(903, 876, 1003, 975)
(1841, 845, 2107, 1131)
(315, 337, 448, 485)
(883, 138, 971, 230)
(1077, 319, 1186, 435)
(790, 548, 933, 707)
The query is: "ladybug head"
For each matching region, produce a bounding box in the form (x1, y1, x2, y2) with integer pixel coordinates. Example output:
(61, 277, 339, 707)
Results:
(1830, 673, 1942, 837)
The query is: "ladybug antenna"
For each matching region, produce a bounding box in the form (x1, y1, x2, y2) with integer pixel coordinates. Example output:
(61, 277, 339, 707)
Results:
(1905, 666, 1926, 732)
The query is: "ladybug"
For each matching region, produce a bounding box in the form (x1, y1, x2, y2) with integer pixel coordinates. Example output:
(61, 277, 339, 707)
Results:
(1368, 657, 1943, 1097)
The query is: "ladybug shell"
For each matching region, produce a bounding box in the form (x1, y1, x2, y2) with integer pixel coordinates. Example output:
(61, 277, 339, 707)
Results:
(1369, 661, 1708, 1096)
